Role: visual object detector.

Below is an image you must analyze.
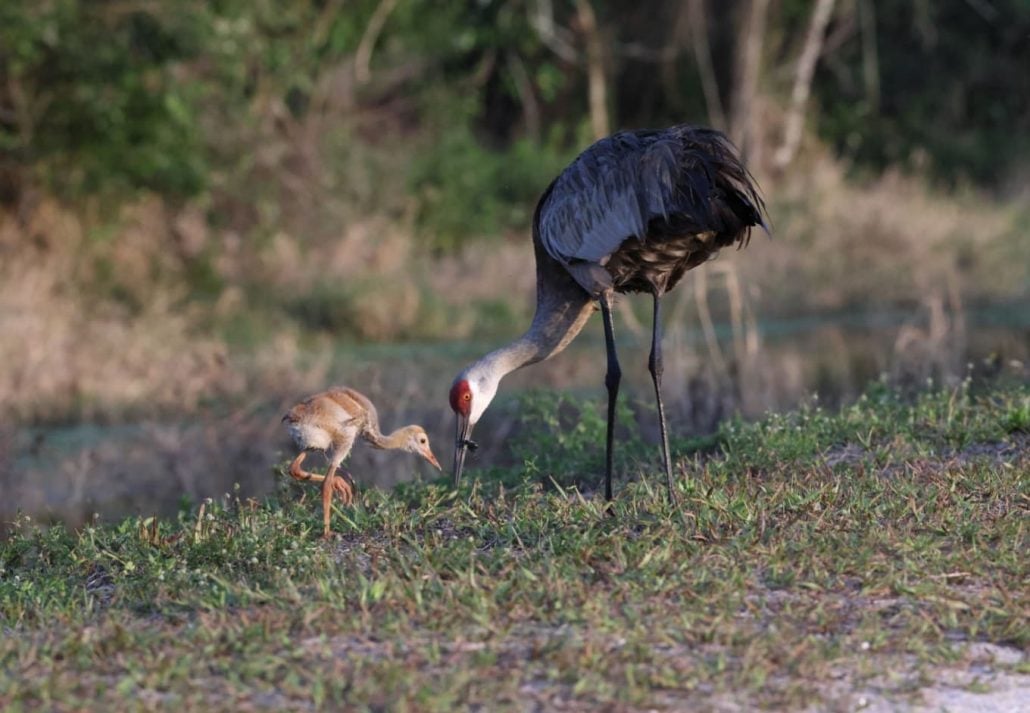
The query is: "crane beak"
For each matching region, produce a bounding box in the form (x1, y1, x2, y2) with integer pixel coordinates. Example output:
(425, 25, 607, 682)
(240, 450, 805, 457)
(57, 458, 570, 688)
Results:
(452, 413, 474, 486)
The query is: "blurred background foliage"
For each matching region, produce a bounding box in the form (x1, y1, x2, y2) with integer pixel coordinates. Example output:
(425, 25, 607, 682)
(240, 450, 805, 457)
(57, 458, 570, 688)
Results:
(5, 1, 1029, 222)
(2, 0, 1029, 371)
(2, 1, 1029, 525)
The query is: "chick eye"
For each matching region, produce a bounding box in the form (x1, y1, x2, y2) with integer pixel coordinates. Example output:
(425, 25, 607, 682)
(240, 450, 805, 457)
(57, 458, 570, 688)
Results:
(419, 437, 426, 444)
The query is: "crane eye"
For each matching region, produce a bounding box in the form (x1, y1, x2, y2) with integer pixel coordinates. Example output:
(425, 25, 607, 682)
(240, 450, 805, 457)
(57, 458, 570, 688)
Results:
(463, 393, 471, 401)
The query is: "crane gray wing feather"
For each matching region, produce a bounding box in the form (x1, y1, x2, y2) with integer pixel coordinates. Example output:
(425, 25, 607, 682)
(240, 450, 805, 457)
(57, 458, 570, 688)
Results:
(538, 134, 694, 265)
(535, 127, 765, 286)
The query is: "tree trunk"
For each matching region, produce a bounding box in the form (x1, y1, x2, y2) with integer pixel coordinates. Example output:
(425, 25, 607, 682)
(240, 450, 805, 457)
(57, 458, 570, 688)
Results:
(576, 0, 610, 140)
(858, 0, 880, 113)
(507, 53, 541, 141)
(687, 0, 727, 131)
(355, 0, 399, 84)
(730, 0, 770, 159)
(773, 0, 838, 170)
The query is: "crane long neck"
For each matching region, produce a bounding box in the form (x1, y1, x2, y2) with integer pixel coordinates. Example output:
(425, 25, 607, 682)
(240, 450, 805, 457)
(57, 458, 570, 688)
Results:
(475, 243, 596, 382)
(489, 293, 594, 376)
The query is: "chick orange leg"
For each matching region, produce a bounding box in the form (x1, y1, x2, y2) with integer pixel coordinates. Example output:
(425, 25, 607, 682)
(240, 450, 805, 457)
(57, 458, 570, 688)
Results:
(322, 464, 339, 539)
(321, 467, 357, 537)
(331, 472, 354, 503)
(337, 469, 358, 498)
(292, 452, 348, 502)
(289, 452, 315, 482)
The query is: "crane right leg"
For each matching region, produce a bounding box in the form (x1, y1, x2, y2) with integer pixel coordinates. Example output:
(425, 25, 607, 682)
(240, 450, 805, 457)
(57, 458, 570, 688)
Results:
(648, 291, 677, 504)
(321, 464, 338, 539)
(321, 464, 353, 539)
(599, 294, 621, 502)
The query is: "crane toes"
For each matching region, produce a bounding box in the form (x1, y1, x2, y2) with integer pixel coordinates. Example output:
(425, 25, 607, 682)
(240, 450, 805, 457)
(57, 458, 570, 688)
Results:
(321, 473, 354, 540)
(331, 475, 354, 506)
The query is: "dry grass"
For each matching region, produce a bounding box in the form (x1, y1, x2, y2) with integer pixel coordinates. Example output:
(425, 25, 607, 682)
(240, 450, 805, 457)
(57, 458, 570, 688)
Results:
(0, 200, 233, 422)
(745, 149, 1028, 315)
(0, 144, 1026, 436)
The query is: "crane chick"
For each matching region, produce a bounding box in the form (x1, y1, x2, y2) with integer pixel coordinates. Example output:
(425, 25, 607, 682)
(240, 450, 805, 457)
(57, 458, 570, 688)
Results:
(283, 387, 440, 538)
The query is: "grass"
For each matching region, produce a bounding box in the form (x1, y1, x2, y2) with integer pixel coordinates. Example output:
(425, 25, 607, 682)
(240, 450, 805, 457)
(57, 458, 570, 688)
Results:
(1, 382, 1027, 710)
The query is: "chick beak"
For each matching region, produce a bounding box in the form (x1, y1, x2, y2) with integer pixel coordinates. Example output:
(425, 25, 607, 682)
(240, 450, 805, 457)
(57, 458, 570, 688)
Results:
(423, 446, 441, 471)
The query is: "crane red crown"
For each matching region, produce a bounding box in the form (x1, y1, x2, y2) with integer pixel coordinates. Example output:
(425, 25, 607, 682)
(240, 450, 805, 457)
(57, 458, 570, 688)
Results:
(449, 379, 472, 416)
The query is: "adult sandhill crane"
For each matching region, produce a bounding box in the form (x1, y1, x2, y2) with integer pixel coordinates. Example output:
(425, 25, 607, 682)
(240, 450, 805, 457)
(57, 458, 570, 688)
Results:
(284, 387, 441, 538)
(449, 125, 766, 502)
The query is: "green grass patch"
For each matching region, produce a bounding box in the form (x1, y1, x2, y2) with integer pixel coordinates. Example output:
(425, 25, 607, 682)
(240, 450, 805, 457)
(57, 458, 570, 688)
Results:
(1, 383, 1027, 710)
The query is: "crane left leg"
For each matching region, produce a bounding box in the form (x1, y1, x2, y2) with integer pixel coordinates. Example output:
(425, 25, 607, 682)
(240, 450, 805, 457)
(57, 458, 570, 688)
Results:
(288, 452, 314, 481)
(290, 452, 352, 501)
(648, 290, 677, 503)
(599, 294, 621, 502)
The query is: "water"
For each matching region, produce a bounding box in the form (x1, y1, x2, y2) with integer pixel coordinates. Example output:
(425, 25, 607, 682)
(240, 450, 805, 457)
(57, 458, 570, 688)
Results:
(5, 302, 1028, 530)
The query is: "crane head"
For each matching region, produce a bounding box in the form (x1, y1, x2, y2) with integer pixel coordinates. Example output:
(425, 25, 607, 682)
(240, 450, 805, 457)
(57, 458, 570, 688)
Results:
(449, 378, 475, 486)
(449, 362, 502, 486)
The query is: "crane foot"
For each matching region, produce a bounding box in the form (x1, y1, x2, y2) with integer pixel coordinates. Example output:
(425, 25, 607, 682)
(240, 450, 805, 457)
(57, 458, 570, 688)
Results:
(330, 475, 353, 505)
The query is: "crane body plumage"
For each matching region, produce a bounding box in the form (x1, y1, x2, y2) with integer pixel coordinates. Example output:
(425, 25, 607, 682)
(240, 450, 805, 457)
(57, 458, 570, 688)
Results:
(538, 125, 765, 296)
(284, 387, 441, 537)
(450, 124, 767, 500)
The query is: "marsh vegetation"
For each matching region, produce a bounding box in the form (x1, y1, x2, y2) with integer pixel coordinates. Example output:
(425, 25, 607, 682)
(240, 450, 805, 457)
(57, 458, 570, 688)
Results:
(1, 2, 1029, 708)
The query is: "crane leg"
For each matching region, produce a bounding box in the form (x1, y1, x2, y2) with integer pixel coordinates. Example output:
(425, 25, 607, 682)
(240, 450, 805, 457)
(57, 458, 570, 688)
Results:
(648, 291, 677, 503)
(288, 452, 315, 481)
(290, 452, 353, 502)
(321, 464, 353, 539)
(599, 294, 621, 502)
